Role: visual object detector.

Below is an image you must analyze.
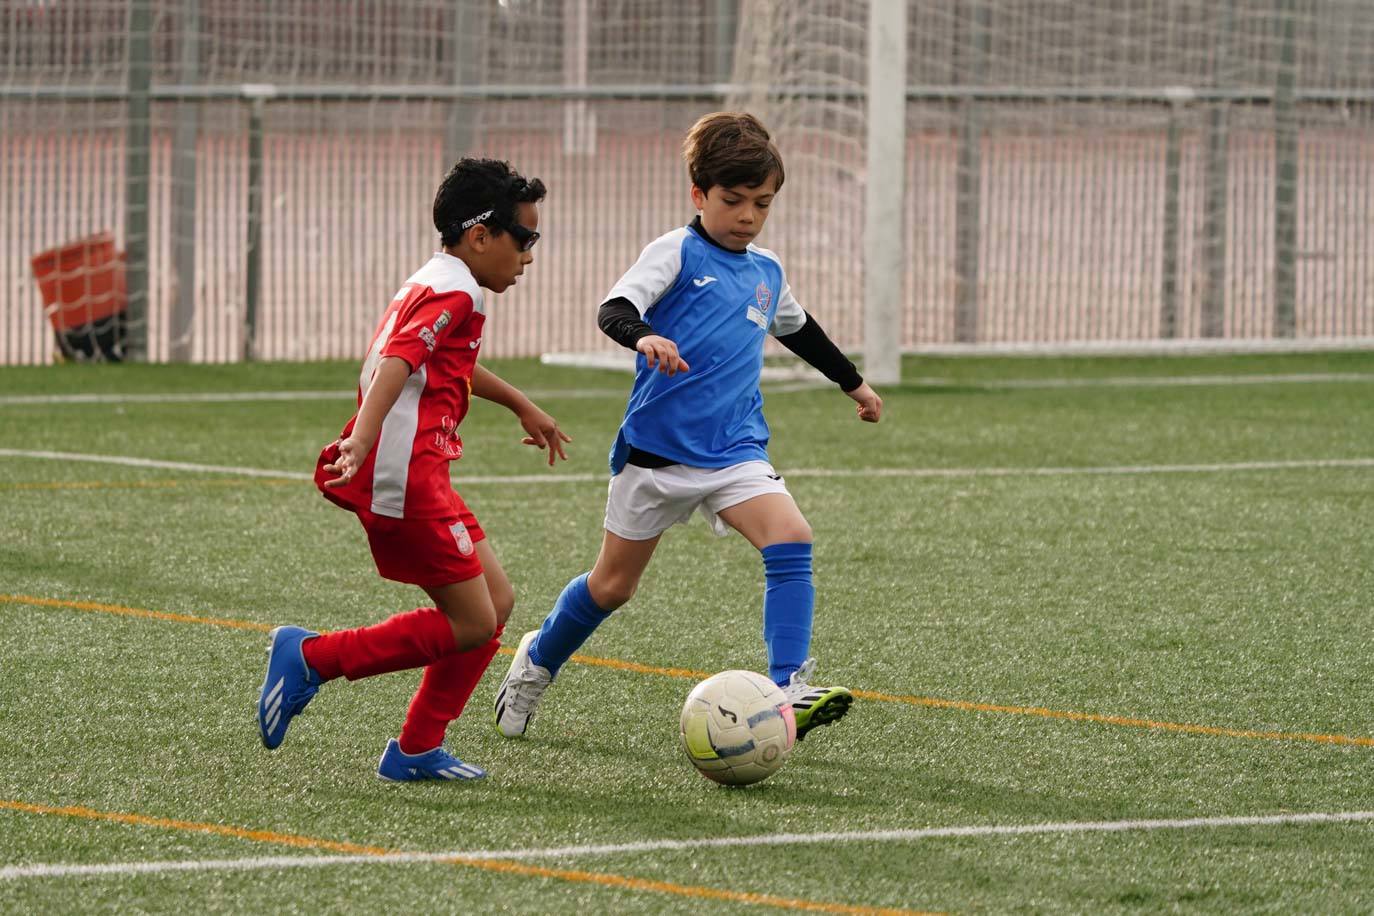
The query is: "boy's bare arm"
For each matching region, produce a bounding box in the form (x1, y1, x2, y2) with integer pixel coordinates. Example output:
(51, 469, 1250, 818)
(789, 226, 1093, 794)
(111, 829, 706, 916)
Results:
(472, 363, 572, 465)
(323, 356, 412, 487)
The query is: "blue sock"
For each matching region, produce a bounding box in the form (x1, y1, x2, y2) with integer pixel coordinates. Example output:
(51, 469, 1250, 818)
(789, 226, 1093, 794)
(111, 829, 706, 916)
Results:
(761, 542, 814, 686)
(527, 573, 613, 678)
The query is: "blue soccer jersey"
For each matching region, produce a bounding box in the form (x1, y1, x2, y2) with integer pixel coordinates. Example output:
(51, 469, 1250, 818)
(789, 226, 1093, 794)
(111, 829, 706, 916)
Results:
(604, 221, 807, 473)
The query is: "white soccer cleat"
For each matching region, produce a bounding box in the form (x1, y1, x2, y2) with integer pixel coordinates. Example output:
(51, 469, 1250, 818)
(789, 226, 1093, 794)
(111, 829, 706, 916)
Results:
(782, 657, 853, 739)
(493, 630, 553, 738)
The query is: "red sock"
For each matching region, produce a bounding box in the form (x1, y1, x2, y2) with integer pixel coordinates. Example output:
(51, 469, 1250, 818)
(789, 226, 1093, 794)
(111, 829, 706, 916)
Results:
(303, 608, 457, 682)
(397, 625, 504, 754)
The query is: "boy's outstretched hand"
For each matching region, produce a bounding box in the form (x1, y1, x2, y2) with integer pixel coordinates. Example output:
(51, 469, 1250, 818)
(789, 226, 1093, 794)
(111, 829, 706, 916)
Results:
(846, 382, 883, 423)
(636, 334, 690, 376)
(322, 436, 368, 487)
(518, 404, 572, 466)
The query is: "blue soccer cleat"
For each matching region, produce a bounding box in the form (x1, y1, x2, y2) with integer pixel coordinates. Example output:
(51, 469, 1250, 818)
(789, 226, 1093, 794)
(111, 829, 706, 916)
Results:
(376, 739, 487, 782)
(257, 625, 321, 750)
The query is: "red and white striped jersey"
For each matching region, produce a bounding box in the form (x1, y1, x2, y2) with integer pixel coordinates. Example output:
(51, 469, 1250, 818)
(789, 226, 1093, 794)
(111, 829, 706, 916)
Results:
(315, 252, 486, 519)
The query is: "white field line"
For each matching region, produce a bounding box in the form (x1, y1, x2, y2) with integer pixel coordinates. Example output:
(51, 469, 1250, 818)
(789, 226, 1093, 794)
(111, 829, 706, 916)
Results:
(0, 388, 623, 406)
(0, 449, 316, 481)
(2, 372, 1371, 407)
(911, 372, 1374, 390)
(2, 449, 1373, 485)
(3, 810, 1372, 881)
(767, 372, 1374, 394)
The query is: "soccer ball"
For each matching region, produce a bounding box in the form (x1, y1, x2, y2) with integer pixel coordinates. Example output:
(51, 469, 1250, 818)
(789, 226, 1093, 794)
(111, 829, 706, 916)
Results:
(679, 669, 796, 786)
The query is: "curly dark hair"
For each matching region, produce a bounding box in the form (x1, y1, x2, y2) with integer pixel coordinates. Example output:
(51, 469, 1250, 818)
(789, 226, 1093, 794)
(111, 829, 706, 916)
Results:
(682, 111, 785, 193)
(433, 158, 547, 247)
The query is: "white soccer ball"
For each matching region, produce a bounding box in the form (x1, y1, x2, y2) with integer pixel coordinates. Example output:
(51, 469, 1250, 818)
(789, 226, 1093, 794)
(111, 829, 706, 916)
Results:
(679, 669, 796, 786)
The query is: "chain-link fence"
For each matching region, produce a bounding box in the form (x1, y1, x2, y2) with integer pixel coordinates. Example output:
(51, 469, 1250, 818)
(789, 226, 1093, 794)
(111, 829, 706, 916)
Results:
(3, 1, 1371, 365)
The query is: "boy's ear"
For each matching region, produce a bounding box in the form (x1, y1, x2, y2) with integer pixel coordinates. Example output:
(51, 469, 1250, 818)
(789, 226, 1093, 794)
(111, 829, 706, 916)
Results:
(690, 184, 707, 210)
(465, 224, 490, 252)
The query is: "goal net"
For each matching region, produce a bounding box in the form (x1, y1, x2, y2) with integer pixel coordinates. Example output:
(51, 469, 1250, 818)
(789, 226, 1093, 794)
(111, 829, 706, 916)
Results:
(3, 1, 1372, 366)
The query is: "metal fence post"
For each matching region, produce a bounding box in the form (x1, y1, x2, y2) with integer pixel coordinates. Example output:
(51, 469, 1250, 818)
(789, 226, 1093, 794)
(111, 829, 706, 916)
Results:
(124, 0, 152, 361)
(715, 0, 738, 83)
(170, 0, 200, 361)
(1273, 0, 1299, 337)
(243, 93, 266, 362)
(444, 3, 488, 166)
(1160, 89, 1190, 339)
(955, 0, 989, 344)
(1201, 0, 1234, 338)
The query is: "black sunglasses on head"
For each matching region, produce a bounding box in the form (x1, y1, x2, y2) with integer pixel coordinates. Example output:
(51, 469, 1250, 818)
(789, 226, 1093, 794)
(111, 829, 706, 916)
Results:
(457, 209, 540, 252)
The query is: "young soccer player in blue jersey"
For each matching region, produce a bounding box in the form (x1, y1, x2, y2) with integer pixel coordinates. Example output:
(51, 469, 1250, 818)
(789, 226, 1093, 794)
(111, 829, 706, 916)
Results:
(494, 112, 883, 740)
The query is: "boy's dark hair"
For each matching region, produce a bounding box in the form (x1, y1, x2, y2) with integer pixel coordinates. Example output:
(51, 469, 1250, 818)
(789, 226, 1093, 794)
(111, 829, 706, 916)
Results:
(434, 158, 547, 247)
(682, 111, 785, 193)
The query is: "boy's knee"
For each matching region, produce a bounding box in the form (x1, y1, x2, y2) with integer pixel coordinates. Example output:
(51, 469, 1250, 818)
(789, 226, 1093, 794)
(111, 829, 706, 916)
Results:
(587, 573, 635, 611)
(438, 600, 499, 651)
(450, 615, 498, 652)
(768, 521, 812, 546)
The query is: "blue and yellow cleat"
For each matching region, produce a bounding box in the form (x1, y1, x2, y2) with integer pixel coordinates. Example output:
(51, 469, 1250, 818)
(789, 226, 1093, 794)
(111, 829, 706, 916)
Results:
(257, 625, 321, 750)
(376, 739, 487, 782)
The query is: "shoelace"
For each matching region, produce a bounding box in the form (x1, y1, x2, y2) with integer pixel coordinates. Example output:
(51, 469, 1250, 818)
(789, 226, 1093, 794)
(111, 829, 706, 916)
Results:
(506, 669, 548, 715)
(783, 658, 818, 700)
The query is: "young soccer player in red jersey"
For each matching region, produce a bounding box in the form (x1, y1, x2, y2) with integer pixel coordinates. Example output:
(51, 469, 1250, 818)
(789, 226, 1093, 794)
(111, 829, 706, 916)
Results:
(256, 158, 570, 781)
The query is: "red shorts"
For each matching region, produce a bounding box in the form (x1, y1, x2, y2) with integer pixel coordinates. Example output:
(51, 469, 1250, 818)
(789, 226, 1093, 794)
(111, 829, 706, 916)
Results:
(356, 501, 486, 587)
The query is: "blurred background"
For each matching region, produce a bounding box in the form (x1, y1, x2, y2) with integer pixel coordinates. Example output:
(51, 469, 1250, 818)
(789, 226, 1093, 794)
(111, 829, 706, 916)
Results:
(2, 0, 1372, 369)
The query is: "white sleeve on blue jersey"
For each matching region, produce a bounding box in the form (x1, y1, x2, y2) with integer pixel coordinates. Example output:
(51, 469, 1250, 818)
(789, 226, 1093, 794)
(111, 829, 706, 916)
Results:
(603, 228, 688, 317)
(752, 245, 807, 336)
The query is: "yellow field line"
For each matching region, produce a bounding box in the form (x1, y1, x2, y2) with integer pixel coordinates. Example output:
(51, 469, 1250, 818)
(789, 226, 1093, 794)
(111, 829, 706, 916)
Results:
(5, 592, 1371, 748)
(0, 800, 926, 915)
(568, 652, 1374, 748)
(0, 594, 272, 633)
(0, 800, 387, 854)
(850, 689, 1374, 748)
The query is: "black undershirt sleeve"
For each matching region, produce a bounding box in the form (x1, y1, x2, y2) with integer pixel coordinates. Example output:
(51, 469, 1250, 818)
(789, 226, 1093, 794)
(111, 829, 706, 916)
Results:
(600, 298, 863, 393)
(597, 297, 655, 350)
(776, 311, 864, 392)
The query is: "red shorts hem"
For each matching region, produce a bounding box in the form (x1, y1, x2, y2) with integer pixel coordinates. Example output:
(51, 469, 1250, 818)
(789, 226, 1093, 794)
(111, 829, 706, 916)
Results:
(355, 504, 485, 588)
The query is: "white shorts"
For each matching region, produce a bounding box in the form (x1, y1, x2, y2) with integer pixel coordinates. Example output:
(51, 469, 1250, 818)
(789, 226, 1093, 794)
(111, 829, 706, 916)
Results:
(603, 460, 792, 541)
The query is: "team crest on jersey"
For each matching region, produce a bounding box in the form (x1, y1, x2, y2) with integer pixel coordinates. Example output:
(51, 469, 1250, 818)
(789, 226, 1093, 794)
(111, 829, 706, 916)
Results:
(450, 520, 474, 557)
(755, 282, 772, 313)
(746, 281, 773, 329)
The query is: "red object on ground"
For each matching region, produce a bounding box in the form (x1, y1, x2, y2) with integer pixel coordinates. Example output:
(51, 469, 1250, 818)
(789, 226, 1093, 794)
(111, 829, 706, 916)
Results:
(30, 232, 127, 332)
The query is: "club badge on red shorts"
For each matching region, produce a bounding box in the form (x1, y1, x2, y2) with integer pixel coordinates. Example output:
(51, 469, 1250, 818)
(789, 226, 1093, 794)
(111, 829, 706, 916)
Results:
(450, 520, 474, 556)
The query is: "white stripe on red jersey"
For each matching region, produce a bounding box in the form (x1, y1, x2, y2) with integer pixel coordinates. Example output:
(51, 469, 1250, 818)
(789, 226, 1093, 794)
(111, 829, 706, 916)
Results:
(316, 252, 486, 519)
